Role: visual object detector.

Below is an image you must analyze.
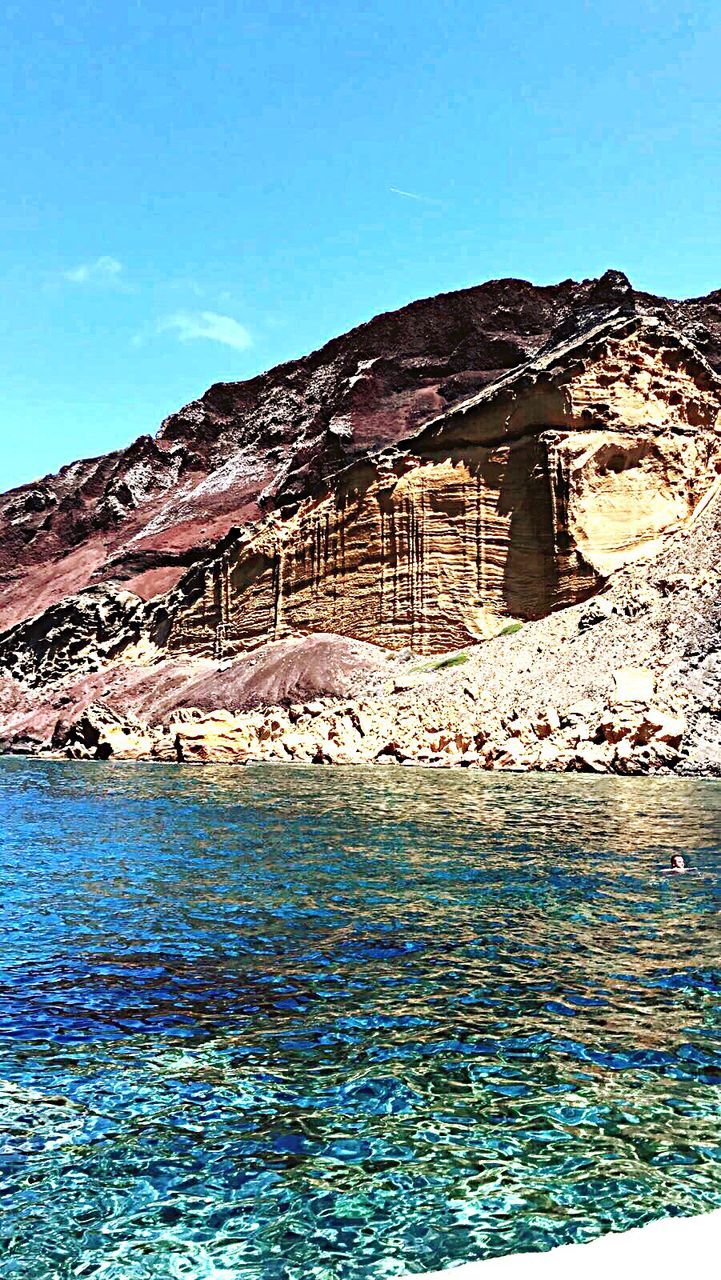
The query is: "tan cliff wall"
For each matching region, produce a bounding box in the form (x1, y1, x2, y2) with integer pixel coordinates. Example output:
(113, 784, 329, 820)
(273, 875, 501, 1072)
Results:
(163, 319, 721, 658)
(167, 441, 570, 656)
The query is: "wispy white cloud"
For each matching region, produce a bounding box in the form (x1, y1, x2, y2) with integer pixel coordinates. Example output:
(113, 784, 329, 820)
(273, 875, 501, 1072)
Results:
(158, 310, 252, 352)
(63, 255, 124, 284)
(390, 186, 443, 206)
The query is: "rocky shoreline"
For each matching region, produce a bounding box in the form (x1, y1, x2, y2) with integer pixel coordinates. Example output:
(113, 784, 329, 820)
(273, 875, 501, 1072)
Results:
(6, 475, 721, 776)
(34, 662, 686, 776)
(2, 517, 717, 768)
(5, 487, 721, 775)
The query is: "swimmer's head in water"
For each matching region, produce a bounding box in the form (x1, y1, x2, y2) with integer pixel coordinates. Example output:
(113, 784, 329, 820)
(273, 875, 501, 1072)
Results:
(670, 854, 686, 870)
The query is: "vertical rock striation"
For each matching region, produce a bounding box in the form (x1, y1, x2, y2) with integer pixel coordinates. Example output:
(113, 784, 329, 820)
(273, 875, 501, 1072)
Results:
(162, 314, 721, 656)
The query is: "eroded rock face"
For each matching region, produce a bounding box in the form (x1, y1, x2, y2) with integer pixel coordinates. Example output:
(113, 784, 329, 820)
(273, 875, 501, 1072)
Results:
(162, 315, 721, 656)
(4, 268, 721, 640)
(4, 270, 721, 767)
(0, 275, 588, 635)
(0, 586, 145, 687)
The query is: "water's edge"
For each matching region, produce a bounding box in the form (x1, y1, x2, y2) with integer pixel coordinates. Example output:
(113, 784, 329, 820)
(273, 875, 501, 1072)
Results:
(410, 1208, 721, 1278)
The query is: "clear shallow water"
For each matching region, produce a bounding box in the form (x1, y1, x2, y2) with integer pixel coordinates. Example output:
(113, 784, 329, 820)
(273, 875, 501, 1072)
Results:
(1, 762, 720, 1280)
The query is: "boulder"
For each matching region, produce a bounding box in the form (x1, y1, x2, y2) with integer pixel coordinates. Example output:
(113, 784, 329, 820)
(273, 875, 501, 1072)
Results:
(575, 740, 611, 773)
(535, 739, 562, 770)
(614, 738, 635, 770)
(612, 667, 656, 706)
(174, 713, 254, 764)
(67, 703, 155, 761)
(503, 715, 534, 741)
(281, 732, 314, 761)
(599, 710, 635, 745)
(633, 708, 686, 749)
(578, 596, 616, 630)
(563, 698, 599, 723)
(150, 731, 178, 762)
(493, 737, 530, 770)
(613, 738, 653, 775)
(535, 706, 561, 738)
(568, 721, 593, 747)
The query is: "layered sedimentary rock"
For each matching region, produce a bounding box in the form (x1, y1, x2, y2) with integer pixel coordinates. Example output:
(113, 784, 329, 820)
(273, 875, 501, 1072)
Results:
(162, 314, 721, 657)
(4, 267, 721, 639)
(4, 269, 721, 771)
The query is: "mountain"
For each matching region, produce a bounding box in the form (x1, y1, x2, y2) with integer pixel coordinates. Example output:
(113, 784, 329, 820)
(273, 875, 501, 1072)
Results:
(3, 269, 721, 774)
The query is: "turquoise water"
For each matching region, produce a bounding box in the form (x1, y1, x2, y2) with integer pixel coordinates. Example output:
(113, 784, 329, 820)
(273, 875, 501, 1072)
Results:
(1, 761, 720, 1280)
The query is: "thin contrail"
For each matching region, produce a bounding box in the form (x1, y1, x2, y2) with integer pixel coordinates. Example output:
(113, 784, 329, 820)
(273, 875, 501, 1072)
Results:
(389, 186, 443, 205)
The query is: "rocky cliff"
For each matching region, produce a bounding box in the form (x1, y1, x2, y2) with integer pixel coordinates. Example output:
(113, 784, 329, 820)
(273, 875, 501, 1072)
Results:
(160, 311, 721, 658)
(4, 269, 721, 774)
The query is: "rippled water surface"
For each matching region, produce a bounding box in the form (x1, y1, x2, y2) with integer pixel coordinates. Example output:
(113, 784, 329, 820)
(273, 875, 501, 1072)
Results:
(1, 761, 720, 1279)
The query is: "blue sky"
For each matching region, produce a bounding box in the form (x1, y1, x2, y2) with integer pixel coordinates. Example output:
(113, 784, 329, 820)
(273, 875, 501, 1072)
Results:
(2, 0, 720, 490)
